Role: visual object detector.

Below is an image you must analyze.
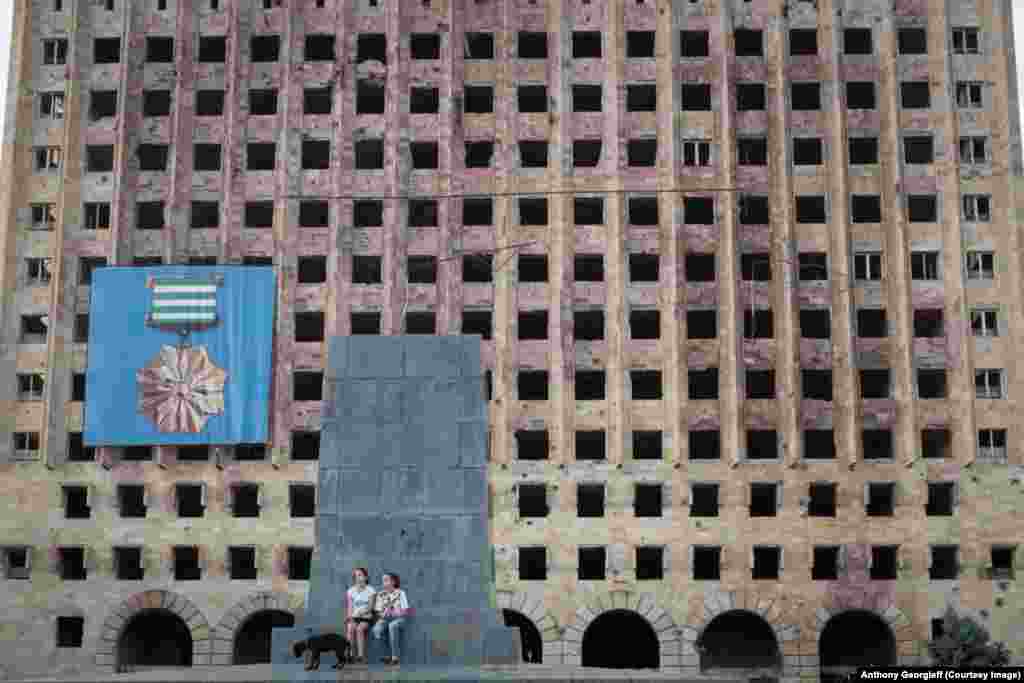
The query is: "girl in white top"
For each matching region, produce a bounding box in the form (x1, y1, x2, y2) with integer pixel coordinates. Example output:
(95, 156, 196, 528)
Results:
(344, 567, 376, 664)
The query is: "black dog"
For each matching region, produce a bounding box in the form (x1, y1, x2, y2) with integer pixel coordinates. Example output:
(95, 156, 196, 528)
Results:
(291, 633, 350, 671)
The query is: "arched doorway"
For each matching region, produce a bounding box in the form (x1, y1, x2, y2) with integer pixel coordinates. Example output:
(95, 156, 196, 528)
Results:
(698, 610, 781, 671)
(581, 609, 659, 669)
(117, 609, 193, 671)
(819, 610, 896, 683)
(233, 609, 296, 665)
(502, 609, 543, 663)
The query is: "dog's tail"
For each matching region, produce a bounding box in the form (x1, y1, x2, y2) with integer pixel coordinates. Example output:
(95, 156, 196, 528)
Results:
(291, 640, 307, 659)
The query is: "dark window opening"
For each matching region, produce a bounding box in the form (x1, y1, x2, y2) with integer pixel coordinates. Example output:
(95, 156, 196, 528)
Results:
(802, 369, 833, 401)
(294, 312, 325, 343)
(792, 82, 821, 110)
(739, 195, 770, 224)
(244, 201, 273, 229)
(519, 197, 547, 226)
(146, 36, 174, 62)
(177, 446, 209, 462)
(293, 371, 323, 401)
(578, 547, 606, 581)
(688, 310, 717, 339)
(793, 137, 823, 165)
(899, 28, 928, 54)
(122, 446, 152, 462)
(228, 547, 257, 579)
(858, 309, 888, 338)
(190, 201, 219, 229)
(68, 432, 94, 462)
(629, 254, 659, 283)
(574, 198, 604, 225)
(354, 200, 383, 227)
(356, 80, 385, 115)
(860, 369, 891, 399)
(630, 309, 660, 340)
(844, 28, 873, 54)
(849, 136, 879, 164)
(632, 431, 662, 461)
(518, 254, 548, 282)
(800, 309, 831, 339)
(689, 368, 719, 400)
(693, 547, 721, 581)
(297, 255, 327, 284)
(72, 373, 86, 402)
(741, 253, 771, 281)
(518, 484, 548, 518)
(465, 141, 495, 168)
(288, 547, 313, 581)
(746, 369, 775, 399)
(291, 431, 320, 460)
(93, 37, 120, 63)
(870, 546, 898, 580)
(518, 85, 547, 113)
(627, 31, 655, 58)
(744, 309, 774, 339)
(750, 482, 778, 516)
(519, 369, 551, 400)
(690, 430, 721, 461)
(863, 430, 893, 461)
(628, 198, 659, 227)
(691, 483, 719, 517)
(627, 139, 656, 166)
(847, 81, 876, 109)
(572, 31, 602, 58)
(926, 482, 955, 516)
(194, 143, 221, 171)
(574, 310, 604, 341)
(748, 430, 778, 460)
(930, 546, 958, 580)
(63, 486, 90, 519)
(249, 89, 278, 115)
(462, 252, 494, 282)
(918, 369, 947, 399)
(304, 87, 332, 115)
(809, 482, 836, 517)
(176, 484, 204, 518)
(922, 429, 950, 460)
(901, 82, 931, 109)
(234, 445, 266, 462)
(680, 30, 709, 57)
(519, 547, 547, 580)
(249, 142, 277, 171)
(736, 83, 766, 111)
(635, 484, 663, 517)
(113, 547, 143, 581)
(574, 255, 604, 282)
(304, 34, 337, 62)
(684, 197, 714, 224)
(520, 141, 548, 168)
(407, 255, 437, 284)
(90, 90, 117, 120)
(636, 547, 664, 580)
(87, 145, 114, 172)
(805, 430, 836, 459)
(198, 36, 226, 62)
(117, 484, 145, 517)
(463, 198, 493, 225)
(516, 430, 549, 461)
(735, 29, 763, 56)
(913, 309, 944, 338)
(573, 140, 602, 167)
(738, 138, 768, 165)
(410, 33, 440, 60)
(297, 139, 328, 170)
(196, 90, 224, 116)
(350, 312, 381, 335)
(78, 256, 107, 285)
(518, 310, 548, 340)
(631, 370, 662, 400)
(251, 34, 280, 62)
(21, 315, 48, 343)
(575, 370, 606, 401)
(573, 84, 602, 112)
(410, 87, 440, 114)
(465, 85, 494, 114)
(904, 136, 934, 164)
(230, 483, 261, 518)
(991, 547, 1015, 579)
(686, 253, 715, 281)
(851, 195, 882, 223)
(907, 195, 938, 222)
(812, 546, 839, 580)
(460, 310, 492, 340)
(59, 547, 86, 580)
(790, 28, 818, 55)
(355, 139, 384, 169)
(680, 83, 712, 110)
(518, 31, 547, 59)
(577, 484, 605, 517)
(409, 200, 437, 227)
(796, 195, 826, 223)
(576, 430, 606, 461)
(355, 33, 385, 63)
(352, 255, 382, 284)
(465, 32, 494, 59)
(799, 252, 828, 281)
(626, 84, 656, 112)
(753, 547, 781, 580)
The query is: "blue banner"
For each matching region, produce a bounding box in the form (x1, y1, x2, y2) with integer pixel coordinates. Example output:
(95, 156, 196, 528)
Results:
(83, 266, 276, 446)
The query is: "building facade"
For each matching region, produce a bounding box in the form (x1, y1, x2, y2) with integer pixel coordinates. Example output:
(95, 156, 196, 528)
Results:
(0, 0, 1023, 679)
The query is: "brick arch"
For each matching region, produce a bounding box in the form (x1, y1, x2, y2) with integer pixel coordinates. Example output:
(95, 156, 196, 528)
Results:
(813, 604, 911, 653)
(496, 591, 560, 661)
(681, 589, 801, 671)
(562, 591, 682, 670)
(96, 590, 212, 672)
(211, 592, 297, 665)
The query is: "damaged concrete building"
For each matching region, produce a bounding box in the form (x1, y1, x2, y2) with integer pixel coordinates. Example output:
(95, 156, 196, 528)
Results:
(0, 0, 1022, 679)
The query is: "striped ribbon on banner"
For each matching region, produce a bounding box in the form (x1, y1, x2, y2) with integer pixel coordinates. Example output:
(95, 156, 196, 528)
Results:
(149, 278, 218, 325)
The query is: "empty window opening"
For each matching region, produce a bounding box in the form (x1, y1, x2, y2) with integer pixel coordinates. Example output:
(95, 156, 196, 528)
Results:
(516, 370, 548, 403)
(355, 139, 384, 169)
(849, 136, 879, 164)
(847, 81, 876, 109)
(520, 141, 548, 168)
(234, 445, 266, 462)
(63, 486, 90, 519)
(747, 430, 778, 460)
(632, 431, 662, 460)
(627, 31, 655, 58)
(17, 373, 45, 401)
(196, 90, 225, 116)
(353, 200, 383, 228)
(921, 429, 950, 460)
(918, 369, 947, 399)
(740, 195, 770, 224)
(59, 547, 86, 580)
(573, 85, 602, 112)
(744, 309, 774, 339)
(735, 29, 763, 56)
(294, 312, 325, 343)
(515, 430, 549, 461)
(176, 484, 205, 518)
(575, 369, 606, 401)
(901, 82, 930, 108)
(741, 253, 771, 281)
(956, 82, 983, 108)
(350, 312, 381, 335)
(898, 27, 927, 54)
(793, 137, 823, 165)
(952, 27, 980, 54)
(248, 142, 277, 171)
(518, 31, 547, 59)
(991, 547, 1015, 580)
(465, 141, 495, 168)
(794, 196, 826, 223)
(636, 547, 664, 580)
(405, 199, 436, 227)
(87, 145, 115, 172)
(680, 83, 712, 110)
(844, 27, 872, 54)
(963, 194, 991, 221)
(860, 369, 891, 399)
(693, 547, 721, 580)
(680, 30, 709, 57)
(249, 89, 278, 115)
(229, 483, 261, 518)
(913, 309, 943, 338)
(356, 80, 385, 114)
(573, 140, 602, 167)
(736, 82, 766, 110)
(804, 430, 836, 460)
(291, 431, 321, 460)
(812, 546, 840, 580)
(635, 484, 663, 517)
(629, 254, 659, 282)
(463, 198, 493, 225)
(576, 430, 606, 461)
(410, 86, 440, 113)
(906, 195, 937, 222)
(800, 309, 831, 339)
(410, 33, 440, 60)
(687, 310, 717, 339)
(21, 315, 48, 344)
(631, 370, 662, 400)
(578, 547, 606, 580)
(515, 199, 547, 228)
(177, 446, 210, 462)
(863, 430, 893, 460)
(573, 31, 602, 58)
(198, 36, 226, 62)
(627, 139, 657, 166)
(518, 85, 547, 113)
(686, 253, 716, 281)
(43, 38, 69, 65)
(518, 254, 548, 282)
(858, 309, 887, 338)
(802, 369, 833, 401)
(518, 310, 547, 340)
(304, 87, 332, 115)
(792, 82, 821, 110)
(750, 482, 778, 517)
(458, 310, 490, 340)
(684, 197, 715, 224)
(790, 28, 818, 55)
(690, 430, 721, 461)
(690, 483, 719, 517)
(407, 255, 437, 284)
(94, 37, 121, 63)
(866, 483, 895, 516)
(926, 482, 955, 516)
(121, 446, 152, 462)
(465, 85, 494, 114)
(517, 483, 549, 519)
(753, 547, 781, 580)
(574, 254, 604, 282)
(855, 251, 884, 281)
(288, 547, 313, 581)
(975, 368, 1003, 399)
(577, 484, 605, 517)
(26, 258, 52, 285)
(630, 309, 660, 339)
(966, 251, 995, 280)
(574, 310, 604, 341)
(904, 136, 933, 164)
(746, 369, 775, 399)
(465, 32, 494, 59)
(243, 201, 273, 229)
(193, 143, 221, 171)
(297, 255, 327, 284)
(251, 34, 280, 62)
(113, 546, 144, 581)
(293, 371, 324, 401)
(738, 138, 768, 166)
(190, 201, 219, 229)
(960, 136, 988, 163)
(300, 34, 336, 62)
(681, 139, 711, 166)
(90, 90, 117, 120)
(798, 252, 828, 281)
(519, 547, 547, 580)
(689, 368, 719, 400)
(809, 482, 836, 517)
(352, 255, 382, 284)
(626, 84, 656, 112)
(288, 484, 316, 519)
(227, 546, 257, 580)
(930, 546, 958, 580)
